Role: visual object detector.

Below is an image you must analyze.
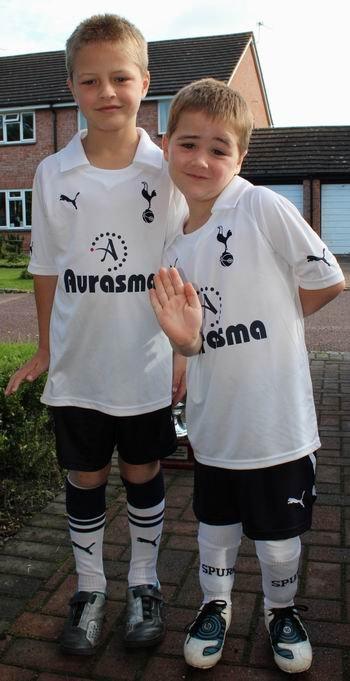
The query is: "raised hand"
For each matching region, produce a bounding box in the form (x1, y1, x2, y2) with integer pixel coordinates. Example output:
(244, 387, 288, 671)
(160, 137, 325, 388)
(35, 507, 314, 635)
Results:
(150, 267, 202, 356)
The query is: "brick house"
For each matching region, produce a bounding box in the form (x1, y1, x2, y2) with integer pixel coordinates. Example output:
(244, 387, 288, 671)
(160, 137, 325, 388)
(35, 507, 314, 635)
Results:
(1, 31, 349, 253)
(0, 32, 271, 252)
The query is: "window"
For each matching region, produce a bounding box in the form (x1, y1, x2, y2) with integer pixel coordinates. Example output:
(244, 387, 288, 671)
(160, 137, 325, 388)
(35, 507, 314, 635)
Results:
(158, 98, 172, 134)
(0, 190, 32, 228)
(78, 110, 88, 131)
(0, 111, 35, 144)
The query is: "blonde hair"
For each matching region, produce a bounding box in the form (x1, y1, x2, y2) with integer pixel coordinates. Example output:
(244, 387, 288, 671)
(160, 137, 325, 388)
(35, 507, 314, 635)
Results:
(66, 14, 148, 78)
(167, 78, 254, 153)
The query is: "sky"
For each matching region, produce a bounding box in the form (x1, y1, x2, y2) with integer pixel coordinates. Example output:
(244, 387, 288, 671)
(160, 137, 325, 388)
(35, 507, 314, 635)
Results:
(0, 0, 349, 127)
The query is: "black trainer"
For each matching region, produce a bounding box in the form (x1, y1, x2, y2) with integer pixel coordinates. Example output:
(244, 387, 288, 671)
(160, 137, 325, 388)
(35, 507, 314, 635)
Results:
(265, 605, 312, 673)
(60, 591, 106, 655)
(124, 584, 165, 648)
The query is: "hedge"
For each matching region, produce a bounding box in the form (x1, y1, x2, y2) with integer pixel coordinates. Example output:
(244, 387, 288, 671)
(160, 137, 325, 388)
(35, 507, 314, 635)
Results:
(0, 344, 64, 540)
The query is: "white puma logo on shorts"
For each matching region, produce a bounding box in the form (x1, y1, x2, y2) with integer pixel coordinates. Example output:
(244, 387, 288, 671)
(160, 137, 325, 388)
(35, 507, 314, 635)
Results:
(287, 491, 306, 508)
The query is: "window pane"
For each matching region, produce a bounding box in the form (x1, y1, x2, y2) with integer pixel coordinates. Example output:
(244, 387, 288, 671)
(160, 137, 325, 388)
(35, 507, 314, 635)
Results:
(158, 99, 172, 134)
(79, 110, 88, 130)
(9, 199, 23, 227)
(22, 112, 34, 140)
(6, 121, 20, 142)
(0, 192, 6, 226)
(25, 191, 32, 226)
(0, 115, 3, 143)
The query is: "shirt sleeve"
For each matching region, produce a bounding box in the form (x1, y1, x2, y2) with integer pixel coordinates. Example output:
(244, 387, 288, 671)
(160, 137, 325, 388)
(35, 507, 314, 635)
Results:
(253, 186, 345, 290)
(28, 162, 59, 275)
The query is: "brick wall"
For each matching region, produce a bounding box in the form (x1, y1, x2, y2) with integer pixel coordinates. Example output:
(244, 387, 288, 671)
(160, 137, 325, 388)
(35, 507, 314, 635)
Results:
(137, 100, 162, 146)
(0, 106, 78, 252)
(229, 45, 270, 128)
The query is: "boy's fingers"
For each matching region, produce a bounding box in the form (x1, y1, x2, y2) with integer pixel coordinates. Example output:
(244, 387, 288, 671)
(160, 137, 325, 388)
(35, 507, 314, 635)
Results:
(169, 267, 185, 295)
(149, 288, 163, 315)
(153, 273, 172, 306)
(159, 268, 176, 298)
(184, 283, 201, 309)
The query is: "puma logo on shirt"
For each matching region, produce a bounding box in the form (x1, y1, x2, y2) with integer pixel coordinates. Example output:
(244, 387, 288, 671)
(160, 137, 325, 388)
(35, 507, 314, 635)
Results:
(60, 192, 80, 210)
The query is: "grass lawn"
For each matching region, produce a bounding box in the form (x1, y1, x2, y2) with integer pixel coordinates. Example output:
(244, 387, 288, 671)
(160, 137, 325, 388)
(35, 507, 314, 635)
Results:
(0, 266, 33, 291)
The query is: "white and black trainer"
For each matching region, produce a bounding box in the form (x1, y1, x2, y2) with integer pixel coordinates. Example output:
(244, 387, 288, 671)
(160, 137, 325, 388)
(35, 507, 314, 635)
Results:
(184, 599, 231, 669)
(60, 591, 106, 655)
(265, 605, 312, 673)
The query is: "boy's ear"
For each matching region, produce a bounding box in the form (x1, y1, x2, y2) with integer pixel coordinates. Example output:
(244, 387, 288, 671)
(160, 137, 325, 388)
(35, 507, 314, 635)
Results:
(67, 77, 76, 101)
(162, 134, 169, 160)
(142, 70, 150, 98)
(236, 150, 247, 174)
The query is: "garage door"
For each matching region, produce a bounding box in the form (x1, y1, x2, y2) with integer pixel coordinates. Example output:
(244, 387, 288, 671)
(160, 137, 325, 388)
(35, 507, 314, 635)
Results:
(322, 184, 350, 254)
(264, 184, 304, 215)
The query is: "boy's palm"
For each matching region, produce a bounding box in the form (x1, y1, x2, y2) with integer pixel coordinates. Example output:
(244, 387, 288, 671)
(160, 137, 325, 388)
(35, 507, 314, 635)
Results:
(150, 268, 202, 348)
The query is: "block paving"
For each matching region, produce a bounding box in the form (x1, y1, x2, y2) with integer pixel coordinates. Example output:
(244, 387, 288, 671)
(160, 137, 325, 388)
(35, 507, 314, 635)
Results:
(0, 351, 349, 680)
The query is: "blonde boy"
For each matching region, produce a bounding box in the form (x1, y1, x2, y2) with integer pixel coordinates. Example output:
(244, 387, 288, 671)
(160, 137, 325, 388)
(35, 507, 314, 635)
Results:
(150, 78, 345, 673)
(6, 14, 186, 654)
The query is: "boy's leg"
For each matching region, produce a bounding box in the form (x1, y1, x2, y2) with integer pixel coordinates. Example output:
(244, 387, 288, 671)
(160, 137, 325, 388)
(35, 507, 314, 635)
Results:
(116, 405, 177, 648)
(256, 537, 312, 674)
(66, 472, 108, 594)
(51, 407, 116, 655)
(183, 521, 241, 670)
(184, 461, 242, 670)
(242, 455, 316, 674)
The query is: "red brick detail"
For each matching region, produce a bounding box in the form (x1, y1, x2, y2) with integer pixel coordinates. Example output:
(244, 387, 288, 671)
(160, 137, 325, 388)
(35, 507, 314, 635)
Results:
(229, 45, 270, 128)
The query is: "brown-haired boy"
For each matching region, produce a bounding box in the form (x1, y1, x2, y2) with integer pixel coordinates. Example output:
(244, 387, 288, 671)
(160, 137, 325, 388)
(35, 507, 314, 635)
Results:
(6, 14, 186, 654)
(150, 78, 345, 673)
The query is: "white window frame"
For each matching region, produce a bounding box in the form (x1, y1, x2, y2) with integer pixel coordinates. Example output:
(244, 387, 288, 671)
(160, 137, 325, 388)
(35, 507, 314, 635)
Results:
(0, 189, 32, 229)
(77, 109, 88, 131)
(0, 110, 35, 145)
(157, 98, 173, 135)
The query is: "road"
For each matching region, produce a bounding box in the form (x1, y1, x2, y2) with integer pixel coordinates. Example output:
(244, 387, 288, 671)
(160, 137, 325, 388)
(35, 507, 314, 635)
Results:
(0, 289, 349, 352)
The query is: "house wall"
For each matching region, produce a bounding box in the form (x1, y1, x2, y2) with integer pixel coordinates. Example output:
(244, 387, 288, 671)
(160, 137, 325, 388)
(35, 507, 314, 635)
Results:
(137, 100, 160, 145)
(0, 106, 77, 251)
(229, 45, 270, 128)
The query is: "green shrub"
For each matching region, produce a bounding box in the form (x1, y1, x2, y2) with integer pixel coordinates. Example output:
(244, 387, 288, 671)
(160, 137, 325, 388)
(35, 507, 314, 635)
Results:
(19, 268, 33, 280)
(0, 344, 64, 540)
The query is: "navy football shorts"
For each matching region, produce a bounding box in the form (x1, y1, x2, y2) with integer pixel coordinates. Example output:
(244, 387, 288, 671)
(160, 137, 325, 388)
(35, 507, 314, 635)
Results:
(51, 404, 177, 471)
(193, 454, 317, 540)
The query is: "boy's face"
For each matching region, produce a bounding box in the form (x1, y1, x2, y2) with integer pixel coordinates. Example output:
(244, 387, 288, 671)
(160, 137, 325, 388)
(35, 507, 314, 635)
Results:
(163, 110, 246, 209)
(68, 41, 149, 135)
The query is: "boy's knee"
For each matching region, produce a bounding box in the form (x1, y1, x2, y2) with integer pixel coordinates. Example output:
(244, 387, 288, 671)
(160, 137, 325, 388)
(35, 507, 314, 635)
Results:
(68, 464, 110, 489)
(255, 536, 301, 564)
(118, 458, 160, 484)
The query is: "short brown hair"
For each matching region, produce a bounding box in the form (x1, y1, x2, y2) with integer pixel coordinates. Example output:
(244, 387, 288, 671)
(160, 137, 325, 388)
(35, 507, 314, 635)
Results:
(66, 14, 148, 78)
(167, 78, 254, 153)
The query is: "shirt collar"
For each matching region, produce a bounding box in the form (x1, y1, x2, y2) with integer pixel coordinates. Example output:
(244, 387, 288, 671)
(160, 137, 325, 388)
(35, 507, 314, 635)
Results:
(59, 127, 163, 173)
(211, 175, 252, 212)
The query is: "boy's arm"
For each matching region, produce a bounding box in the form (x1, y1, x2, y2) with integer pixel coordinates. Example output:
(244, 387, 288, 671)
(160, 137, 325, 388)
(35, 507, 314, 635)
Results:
(172, 352, 187, 405)
(150, 267, 202, 357)
(5, 274, 57, 395)
(299, 280, 345, 317)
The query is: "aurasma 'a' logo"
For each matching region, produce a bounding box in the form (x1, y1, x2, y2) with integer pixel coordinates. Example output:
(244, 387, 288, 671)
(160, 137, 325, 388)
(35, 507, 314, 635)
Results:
(90, 232, 128, 272)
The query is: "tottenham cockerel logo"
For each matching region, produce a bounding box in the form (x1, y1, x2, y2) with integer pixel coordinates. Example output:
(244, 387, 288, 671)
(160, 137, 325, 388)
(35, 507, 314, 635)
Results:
(217, 226, 233, 266)
(141, 181, 157, 223)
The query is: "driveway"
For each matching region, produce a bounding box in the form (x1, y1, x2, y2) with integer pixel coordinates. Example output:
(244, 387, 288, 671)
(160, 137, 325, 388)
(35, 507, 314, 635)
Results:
(0, 288, 349, 352)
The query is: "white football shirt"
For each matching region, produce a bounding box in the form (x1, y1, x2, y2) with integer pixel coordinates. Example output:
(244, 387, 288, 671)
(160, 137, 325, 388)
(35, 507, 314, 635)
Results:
(29, 129, 186, 415)
(165, 175, 344, 469)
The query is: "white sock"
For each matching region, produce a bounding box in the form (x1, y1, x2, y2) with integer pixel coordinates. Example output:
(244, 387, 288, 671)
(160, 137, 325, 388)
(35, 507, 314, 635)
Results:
(198, 522, 242, 605)
(255, 537, 301, 610)
(66, 476, 107, 594)
(127, 498, 164, 587)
